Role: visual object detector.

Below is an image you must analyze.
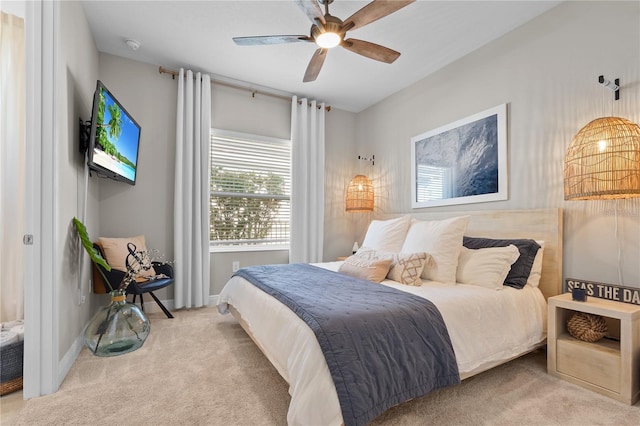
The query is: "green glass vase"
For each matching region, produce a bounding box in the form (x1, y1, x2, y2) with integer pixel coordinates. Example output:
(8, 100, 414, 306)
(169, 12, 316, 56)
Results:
(84, 290, 150, 356)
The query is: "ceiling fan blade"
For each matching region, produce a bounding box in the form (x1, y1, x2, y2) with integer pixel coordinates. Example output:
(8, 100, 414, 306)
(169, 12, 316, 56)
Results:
(233, 35, 311, 46)
(295, 0, 326, 26)
(303, 48, 328, 82)
(342, 38, 400, 63)
(342, 0, 415, 32)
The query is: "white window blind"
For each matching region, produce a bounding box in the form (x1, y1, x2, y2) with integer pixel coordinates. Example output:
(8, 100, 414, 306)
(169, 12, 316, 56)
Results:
(210, 129, 291, 248)
(416, 164, 453, 201)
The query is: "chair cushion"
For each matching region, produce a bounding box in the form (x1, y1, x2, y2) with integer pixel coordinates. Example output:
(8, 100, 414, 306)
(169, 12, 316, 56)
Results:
(125, 278, 174, 295)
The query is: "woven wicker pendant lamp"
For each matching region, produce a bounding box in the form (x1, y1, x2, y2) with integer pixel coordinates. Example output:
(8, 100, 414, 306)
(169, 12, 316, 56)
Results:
(564, 77, 640, 200)
(346, 174, 374, 212)
(346, 155, 375, 212)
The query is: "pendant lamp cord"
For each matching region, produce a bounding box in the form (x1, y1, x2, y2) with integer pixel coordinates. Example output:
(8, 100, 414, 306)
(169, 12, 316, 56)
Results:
(602, 79, 623, 286)
(615, 200, 623, 287)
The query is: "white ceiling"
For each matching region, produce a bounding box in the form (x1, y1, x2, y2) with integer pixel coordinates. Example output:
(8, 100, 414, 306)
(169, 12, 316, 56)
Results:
(82, 0, 562, 112)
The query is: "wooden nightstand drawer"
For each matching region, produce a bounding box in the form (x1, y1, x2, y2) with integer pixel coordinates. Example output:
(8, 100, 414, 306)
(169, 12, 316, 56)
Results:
(556, 336, 621, 392)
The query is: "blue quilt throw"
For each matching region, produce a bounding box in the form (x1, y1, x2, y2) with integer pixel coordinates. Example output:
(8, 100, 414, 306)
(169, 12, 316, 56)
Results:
(234, 263, 460, 426)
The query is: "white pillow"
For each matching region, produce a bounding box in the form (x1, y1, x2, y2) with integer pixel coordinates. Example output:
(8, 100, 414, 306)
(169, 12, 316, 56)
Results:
(526, 241, 545, 288)
(456, 245, 520, 290)
(361, 215, 411, 253)
(400, 215, 470, 285)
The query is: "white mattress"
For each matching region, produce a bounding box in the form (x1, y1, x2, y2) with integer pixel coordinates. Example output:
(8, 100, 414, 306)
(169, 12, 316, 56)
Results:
(217, 261, 547, 426)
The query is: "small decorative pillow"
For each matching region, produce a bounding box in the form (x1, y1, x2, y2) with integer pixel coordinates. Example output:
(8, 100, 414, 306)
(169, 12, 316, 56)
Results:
(387, 252, 430, 286)
(98, 235, 156, 280)
(456, 245, 520, 290)
(353, 249, 430, 286)
(361, 215, 411, 253)
(401, 215, 470, 285)
(353, 248, 386, 260)
(338, 255, 393, 283)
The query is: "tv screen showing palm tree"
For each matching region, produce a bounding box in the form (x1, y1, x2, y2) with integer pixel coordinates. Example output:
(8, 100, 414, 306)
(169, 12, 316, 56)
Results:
(88, 80, 141, 185)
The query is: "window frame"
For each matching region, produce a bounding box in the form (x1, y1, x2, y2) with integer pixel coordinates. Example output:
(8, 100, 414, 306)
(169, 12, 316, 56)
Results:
(209, 128, 291, 253)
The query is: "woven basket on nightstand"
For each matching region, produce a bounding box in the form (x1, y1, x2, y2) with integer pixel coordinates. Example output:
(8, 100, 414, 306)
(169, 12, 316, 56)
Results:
(567, 312, 608, 343)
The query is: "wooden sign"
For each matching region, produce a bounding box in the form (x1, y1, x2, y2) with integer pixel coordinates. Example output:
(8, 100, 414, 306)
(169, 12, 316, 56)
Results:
(565, 278, 640, 306)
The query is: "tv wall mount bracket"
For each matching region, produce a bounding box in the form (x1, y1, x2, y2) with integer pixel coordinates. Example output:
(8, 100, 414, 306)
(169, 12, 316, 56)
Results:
(79, 118, 91, 154)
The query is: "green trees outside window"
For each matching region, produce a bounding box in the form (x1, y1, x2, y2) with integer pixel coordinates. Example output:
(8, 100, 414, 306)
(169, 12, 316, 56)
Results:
(210, 166, 287, 244)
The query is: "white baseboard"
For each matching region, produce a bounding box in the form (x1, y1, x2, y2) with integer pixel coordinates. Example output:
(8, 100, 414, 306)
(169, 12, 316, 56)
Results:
(59, 333, 84, 389)
(135, 294, 219, 315)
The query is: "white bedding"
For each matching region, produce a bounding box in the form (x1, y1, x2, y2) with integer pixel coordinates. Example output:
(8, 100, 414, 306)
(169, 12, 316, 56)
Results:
(217, 261, 548, 426)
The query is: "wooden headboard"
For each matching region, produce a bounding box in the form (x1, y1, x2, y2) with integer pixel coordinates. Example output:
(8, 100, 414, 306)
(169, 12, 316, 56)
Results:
(376, 208, 563, 299)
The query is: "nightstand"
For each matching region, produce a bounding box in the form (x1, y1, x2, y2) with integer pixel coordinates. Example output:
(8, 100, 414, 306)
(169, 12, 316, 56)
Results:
(547, 293, 640, 404)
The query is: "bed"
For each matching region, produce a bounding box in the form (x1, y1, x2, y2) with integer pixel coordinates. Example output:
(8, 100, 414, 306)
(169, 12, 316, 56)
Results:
(217, 208, 563, 425)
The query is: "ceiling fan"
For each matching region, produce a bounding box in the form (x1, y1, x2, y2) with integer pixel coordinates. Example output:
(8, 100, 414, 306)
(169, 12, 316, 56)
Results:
(233, 0, 416, 82)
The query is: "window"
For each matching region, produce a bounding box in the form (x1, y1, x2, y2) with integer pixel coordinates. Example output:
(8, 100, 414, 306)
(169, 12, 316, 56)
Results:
(416, 164, 453, 201)
(210, 129, 291, 250)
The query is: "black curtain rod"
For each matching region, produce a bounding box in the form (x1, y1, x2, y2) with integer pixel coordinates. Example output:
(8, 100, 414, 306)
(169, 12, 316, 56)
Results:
(159, 66, 331, 112)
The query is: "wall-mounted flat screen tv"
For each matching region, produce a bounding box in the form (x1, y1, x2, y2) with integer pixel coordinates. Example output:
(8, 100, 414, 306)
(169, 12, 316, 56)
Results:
(87, 80, 141, 185)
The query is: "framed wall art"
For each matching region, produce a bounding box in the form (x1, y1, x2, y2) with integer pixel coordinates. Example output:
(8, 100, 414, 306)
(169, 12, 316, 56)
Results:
(411, 104, 508, 208)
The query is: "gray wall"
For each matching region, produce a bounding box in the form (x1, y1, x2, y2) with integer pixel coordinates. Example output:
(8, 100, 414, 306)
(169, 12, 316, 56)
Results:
(96, 54, 178, 301)
(354, 1, 640, 288)
(56, 0, 100, 360)
(96, 55, 358, 296)
(324, 107, 362, 260)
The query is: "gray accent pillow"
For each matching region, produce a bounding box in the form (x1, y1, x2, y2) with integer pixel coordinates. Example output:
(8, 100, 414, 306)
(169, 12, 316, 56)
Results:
(462, 237, 541, 289)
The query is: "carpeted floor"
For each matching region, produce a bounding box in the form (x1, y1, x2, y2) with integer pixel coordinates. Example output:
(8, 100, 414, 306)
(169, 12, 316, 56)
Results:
(11, 306, 640, 425)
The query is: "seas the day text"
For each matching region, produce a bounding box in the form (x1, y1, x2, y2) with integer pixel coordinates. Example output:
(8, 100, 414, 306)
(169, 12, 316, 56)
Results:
(566, 279, 640, 305)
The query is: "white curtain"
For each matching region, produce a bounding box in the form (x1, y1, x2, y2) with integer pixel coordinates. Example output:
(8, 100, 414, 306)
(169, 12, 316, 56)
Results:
(290, 96, 325, 263)
(174, 69, 211, 309)
(0, 12, 26, 323)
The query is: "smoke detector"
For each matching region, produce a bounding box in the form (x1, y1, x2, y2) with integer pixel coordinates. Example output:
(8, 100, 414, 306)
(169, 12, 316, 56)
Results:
(124, 39, 141, 51)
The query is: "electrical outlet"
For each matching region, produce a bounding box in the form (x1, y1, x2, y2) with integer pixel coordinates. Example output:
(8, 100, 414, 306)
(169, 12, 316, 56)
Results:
(232, 261, 240, 272)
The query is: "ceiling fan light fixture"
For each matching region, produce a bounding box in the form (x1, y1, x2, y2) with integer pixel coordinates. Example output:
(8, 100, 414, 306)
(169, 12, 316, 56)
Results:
(315, 31, 341, 48)
(232, 0, 416, 81)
